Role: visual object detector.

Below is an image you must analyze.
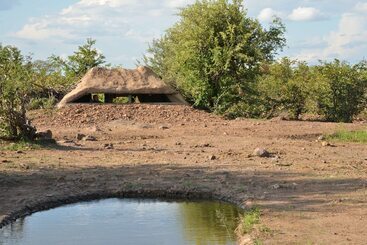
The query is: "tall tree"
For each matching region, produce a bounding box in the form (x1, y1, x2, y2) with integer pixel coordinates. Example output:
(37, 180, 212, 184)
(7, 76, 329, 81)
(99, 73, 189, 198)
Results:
(144, 0, 286, 113)
(50, 38, 106, 80)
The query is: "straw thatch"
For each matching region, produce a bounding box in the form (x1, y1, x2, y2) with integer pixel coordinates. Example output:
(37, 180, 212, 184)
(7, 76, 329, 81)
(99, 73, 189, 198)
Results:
(57, 66, 187, 108)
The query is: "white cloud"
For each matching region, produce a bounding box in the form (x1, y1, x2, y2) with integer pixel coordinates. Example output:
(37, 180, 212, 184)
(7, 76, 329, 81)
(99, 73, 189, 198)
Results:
(354, 2, 367, 13)
(258, 8, 283, 22)
(12, 0, 196, 42)
(291, 3, 367, 62)
(288, 7, 325, 21)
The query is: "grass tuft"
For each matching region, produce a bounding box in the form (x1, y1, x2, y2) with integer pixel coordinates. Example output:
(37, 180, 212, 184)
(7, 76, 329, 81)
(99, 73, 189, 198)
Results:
(236, 207, 261, 235)
(0, 139, 55, 151)
(327, 129, 367, 144)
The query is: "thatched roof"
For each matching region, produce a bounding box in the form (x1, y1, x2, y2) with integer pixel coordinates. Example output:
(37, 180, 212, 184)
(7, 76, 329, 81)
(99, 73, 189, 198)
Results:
(57, 66, 186, 108)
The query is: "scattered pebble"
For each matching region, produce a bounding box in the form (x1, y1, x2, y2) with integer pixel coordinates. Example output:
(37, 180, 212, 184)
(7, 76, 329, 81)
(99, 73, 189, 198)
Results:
(76, 133, 86, 140)
(82, 135, 97, 141)
(253, 148, 270, 158)
(209, 155, 217, 160)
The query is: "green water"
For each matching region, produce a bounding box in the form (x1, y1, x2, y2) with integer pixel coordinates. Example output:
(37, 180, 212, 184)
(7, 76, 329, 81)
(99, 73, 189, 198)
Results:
(0, 198, 242, 245)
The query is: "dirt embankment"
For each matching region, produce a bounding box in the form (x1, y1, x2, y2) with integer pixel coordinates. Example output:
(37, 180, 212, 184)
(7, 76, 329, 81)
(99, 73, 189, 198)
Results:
(1, 104, 367, 244)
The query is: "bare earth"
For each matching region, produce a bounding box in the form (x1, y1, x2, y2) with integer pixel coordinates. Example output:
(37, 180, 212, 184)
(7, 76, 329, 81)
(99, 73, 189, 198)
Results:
(0, 104, 366, 244)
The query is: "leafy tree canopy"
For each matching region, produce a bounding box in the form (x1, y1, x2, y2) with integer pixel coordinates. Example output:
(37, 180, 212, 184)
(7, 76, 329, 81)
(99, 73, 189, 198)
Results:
(144, 0, 286, 111)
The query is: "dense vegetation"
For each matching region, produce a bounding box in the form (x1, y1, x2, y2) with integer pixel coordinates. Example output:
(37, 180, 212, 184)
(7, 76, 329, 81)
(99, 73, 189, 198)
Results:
(145, 0, 367, 121)
(0, 39, 105, 140)
(0, 0, 366, 140)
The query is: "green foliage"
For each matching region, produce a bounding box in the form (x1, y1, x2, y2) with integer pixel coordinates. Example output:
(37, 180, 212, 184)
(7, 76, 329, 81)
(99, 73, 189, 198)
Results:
(0, 139, 42, 151)
(0, 44, 37, 140)
(327, 129, 367, 143)
(113, 97, 129, 104)
(257, 58, 313, 119)
(236, 208, 261, 235)
(28, 97, 57, 110)
(50, 38, 106, 81)
(312, 60, 367, 122)
(144, 0, 286, 112)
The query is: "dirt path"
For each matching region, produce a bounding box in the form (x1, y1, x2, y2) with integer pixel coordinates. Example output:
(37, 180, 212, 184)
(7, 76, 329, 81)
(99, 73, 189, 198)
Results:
(1, 104, 366, 244)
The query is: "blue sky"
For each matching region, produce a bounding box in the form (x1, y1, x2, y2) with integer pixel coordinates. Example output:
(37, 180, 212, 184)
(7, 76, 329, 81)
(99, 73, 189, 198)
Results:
(1, 0, 366, 67)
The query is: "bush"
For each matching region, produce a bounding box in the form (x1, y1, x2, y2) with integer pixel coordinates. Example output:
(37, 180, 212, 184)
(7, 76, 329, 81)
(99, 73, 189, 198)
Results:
(28, 97, 57, 110)
(0, 44, 36, 140)
(257, 58, 313, 119)
(312, 60, 367, 122)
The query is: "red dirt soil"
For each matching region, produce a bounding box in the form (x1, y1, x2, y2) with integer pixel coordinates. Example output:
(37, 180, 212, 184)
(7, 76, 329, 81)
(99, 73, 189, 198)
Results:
(1, 104, 367, 244)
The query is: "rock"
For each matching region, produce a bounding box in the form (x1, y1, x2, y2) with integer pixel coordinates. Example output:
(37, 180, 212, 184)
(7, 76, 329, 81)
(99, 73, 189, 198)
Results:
(103, 143, 114, 149)
(321, 141, 331, 147)
(253, 148, 270, 158)
(270, 184, 280, 189)
(209, 155, 217, 160)
(271, 155, 280, 162)
(76, 133, 86, 140)
(318, 135, 326, 141)
(16, 150, 23, 154)
(82, 135, 97, 141)
(159, 125, 169, 130)
(36, 130, 52, 139)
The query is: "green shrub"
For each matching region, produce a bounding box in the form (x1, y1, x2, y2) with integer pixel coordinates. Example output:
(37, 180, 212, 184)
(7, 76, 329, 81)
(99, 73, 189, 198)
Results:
(28, 97, 57, 110)
(257, 58, 312, 119)
(0, 44, 37, 140)
(312, 60, 367, 122)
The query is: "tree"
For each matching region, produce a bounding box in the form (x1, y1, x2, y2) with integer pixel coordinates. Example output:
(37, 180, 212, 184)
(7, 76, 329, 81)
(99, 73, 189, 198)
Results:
(144, 0, 286, 114)
(312, 59, 367, 122)
(0, 44, 37, 140)
(50, 38, 106, 80)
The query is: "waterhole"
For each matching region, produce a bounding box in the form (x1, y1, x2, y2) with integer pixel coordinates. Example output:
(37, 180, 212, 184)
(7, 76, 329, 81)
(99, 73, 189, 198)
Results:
(0, 198, 242, 245)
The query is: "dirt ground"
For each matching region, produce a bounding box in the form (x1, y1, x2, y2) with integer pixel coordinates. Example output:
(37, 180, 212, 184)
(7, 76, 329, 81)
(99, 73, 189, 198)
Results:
(0, 104, 366, 244)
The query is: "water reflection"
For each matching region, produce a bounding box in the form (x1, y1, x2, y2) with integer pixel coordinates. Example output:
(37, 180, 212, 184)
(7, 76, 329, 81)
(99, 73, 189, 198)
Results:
(0, 199, 242, 245)
(180, 201, 241, 245)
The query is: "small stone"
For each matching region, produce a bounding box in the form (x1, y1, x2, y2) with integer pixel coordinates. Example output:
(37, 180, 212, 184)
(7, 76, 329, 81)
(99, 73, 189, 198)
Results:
(321, 141, 331, 147)
(16, 150, 23, 154)
(159, 125, 169, 130)
(271, 155, 281, 162)
(209, 155, 217, 160)
(82, 135, 97, 141)
(270, 184, 280, 190)
(76, 133, 86, 140)
(253, 148, 270, 158)
(36, 130, 53, 140)
(103, 143, 114, 149)
(318, 135, 326, 141)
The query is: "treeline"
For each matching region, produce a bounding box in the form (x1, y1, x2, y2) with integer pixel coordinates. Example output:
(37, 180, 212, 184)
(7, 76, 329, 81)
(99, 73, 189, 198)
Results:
(145, 0, 367, 123)
(237, 58, 367, 122)
(1, 0, 367, 141)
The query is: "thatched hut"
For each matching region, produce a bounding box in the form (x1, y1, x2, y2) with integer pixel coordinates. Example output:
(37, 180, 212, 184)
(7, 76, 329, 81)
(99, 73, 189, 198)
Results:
(57, 66, 187, 108)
